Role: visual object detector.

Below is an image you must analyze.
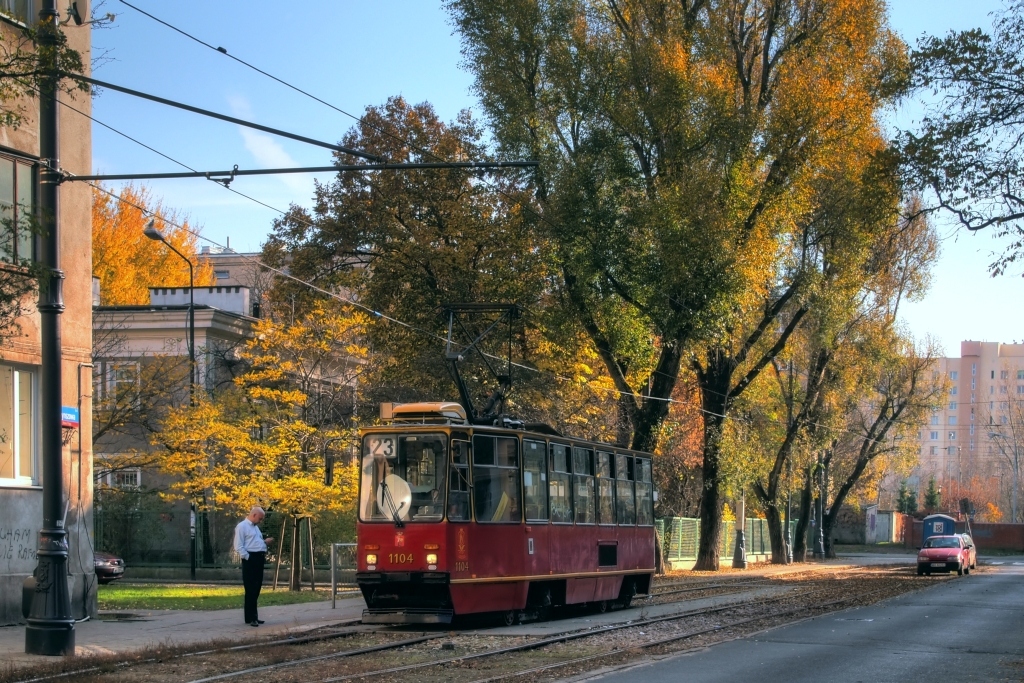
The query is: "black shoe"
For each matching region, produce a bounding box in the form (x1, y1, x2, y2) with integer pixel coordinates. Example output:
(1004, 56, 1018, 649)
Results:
(257, 620, 265, 624)
(249, 620, 259, 627)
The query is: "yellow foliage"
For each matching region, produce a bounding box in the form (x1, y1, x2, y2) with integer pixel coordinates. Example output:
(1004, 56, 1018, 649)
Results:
(156, 302, 368, 521)
(92, 184, 214, 305)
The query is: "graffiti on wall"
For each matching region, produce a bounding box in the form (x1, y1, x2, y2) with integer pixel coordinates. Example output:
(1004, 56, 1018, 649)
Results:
(0, 526, 37, 568)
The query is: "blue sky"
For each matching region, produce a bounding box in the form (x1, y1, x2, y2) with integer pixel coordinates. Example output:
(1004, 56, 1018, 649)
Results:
(87, 0, 1022, 356)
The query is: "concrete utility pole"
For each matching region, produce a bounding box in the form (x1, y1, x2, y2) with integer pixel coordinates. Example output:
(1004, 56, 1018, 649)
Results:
(24, 0, 75, 655)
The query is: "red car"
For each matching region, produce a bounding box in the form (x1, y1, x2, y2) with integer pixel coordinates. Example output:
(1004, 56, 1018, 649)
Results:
(94, 551, 125, 584)
(917, 535, 971, 576)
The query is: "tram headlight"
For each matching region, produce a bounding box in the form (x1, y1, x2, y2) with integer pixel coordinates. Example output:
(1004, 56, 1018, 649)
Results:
(426, 553, 438, 565)
(366, 553, 377, 565)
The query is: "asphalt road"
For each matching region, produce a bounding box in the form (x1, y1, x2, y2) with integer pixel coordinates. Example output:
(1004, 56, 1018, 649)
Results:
(597, 562, 1024, 683)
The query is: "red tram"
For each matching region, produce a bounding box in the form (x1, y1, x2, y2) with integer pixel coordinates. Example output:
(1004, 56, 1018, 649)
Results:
(356, 402, 656, 624)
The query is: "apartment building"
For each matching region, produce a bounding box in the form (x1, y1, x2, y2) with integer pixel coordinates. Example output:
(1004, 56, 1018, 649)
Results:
(916, 341, 1024, 494)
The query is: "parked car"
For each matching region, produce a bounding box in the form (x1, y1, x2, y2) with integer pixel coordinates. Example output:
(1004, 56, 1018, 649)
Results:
(917, 535, 971, 576)
(94, 551, 125, 584)
(959, 534, 977, 569)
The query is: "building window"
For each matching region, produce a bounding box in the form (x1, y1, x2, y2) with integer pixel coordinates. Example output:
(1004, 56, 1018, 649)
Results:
(949, 416, 957, 425)
(96, 464, 142, 489)
(1002, 370, 1009, 380)
(949, 401, 957, 410)
(930, 431, 939, 440)
(950, 371, 958, 380)
(93, 361, 140, 408)
(930, 415, 939, 425)
(948, 446, 957, 455)
(929, 446, 937, 455)
(970, 425, 975, 435)
(215, 270, 230, 279)
(951, 386, 958, 395)
(0, 154, 35, 264)
(948, 431, 957, 440)
(0, 0, 34, 24)
(1018, 386, 1024, 394)
(970, 441, 974, 451)
(0, 364, 36, 484)
(971, 379, 976, 390)
(1018, 370, 1024, 380)
(992, 370, 996, 379)
(972, 363, 977, 375)
(111, 468, 140, 488)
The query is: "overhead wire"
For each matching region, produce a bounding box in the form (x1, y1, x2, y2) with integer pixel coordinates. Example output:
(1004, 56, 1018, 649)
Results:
(86, 5, 920, 450)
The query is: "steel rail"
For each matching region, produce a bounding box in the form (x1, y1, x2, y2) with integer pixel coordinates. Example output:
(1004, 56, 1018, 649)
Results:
(464, 586, 900, 683)
(319, 586, 821, 683)
(12, 619, 366, 683)
(184, 634, 440, 683)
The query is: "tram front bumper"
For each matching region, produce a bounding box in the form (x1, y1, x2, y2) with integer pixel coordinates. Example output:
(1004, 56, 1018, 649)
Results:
(357, 571, 453, 624)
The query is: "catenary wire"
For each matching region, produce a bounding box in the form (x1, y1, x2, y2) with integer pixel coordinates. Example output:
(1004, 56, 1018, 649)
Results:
(82, 177, 919, 451)
(71, 12, 928, 450)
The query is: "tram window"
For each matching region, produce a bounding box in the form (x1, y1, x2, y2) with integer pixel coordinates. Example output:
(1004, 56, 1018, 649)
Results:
(596, 451, 615, 525)
(473, 435, 521, 523)
(615, 453, 636, 525)
(359, 433, 447, 523)
(572, 446, 596, 524)
(523, 439, 548, 521)
(635, 458, 654, 526)
(448, 440, 471, 521)
(549, 443, 572, 524)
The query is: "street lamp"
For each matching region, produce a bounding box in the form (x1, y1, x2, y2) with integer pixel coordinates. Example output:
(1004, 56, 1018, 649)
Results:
(143, 219, 197, 580)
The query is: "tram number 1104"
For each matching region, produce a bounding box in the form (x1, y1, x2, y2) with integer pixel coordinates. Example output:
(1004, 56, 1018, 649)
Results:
(389, 553, 414, 564)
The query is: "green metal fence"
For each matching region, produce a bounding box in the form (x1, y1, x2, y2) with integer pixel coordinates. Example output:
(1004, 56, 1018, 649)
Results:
(660, 517, 799, 562)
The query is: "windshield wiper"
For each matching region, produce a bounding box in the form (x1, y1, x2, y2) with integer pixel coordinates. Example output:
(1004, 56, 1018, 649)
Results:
(379, 481, 405, 528)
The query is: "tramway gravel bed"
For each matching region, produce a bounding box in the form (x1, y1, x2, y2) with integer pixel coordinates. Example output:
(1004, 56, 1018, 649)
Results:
(3, 568, 958, 683)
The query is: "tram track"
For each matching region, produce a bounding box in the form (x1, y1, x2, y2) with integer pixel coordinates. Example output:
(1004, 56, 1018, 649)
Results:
(461, 585, 901, 683)
(307, 581, 876, 683)
(4, 566, 926, 683)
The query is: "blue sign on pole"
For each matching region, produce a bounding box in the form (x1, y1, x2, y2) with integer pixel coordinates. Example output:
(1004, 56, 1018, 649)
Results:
(61, 406, 80, 428)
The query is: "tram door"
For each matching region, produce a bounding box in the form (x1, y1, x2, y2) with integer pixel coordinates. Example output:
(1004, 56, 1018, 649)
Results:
(522, 439, 550, 576)
(470, 435, 525, 581)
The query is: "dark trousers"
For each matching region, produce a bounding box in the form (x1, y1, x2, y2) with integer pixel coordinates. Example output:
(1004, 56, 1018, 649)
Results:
(241, 552, 266, 623)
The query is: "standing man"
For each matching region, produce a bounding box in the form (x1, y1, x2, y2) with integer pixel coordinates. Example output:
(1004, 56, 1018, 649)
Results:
(234, 506, 274, 627)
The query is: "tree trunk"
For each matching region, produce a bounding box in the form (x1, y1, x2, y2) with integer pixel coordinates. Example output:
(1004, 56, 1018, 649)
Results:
(289, 516, 301, 591)
(763, 501, 789, 564)
(694, 412, 726, 570)
(693, 358, 732, 571)
(823, 511, 836, 559)
(792, 466, 813, 562)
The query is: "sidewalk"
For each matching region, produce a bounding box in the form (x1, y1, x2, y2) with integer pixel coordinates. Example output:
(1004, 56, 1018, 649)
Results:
(0, 593, 367, 671)
(0, 553, 920, 671)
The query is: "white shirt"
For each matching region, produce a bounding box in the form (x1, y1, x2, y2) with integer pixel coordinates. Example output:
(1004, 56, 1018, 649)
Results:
(234, 518, 268, 560)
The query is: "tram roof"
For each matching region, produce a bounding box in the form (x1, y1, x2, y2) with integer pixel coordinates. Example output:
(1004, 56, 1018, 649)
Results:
(361, 423, 653, 457)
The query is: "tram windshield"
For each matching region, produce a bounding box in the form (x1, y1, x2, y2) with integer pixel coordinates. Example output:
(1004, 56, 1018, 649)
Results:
(359, 433, 447, 523)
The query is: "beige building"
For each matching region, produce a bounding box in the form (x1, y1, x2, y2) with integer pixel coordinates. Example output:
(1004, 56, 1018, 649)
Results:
(916, 341, 1024, 509)
(0, 4, 94, 624)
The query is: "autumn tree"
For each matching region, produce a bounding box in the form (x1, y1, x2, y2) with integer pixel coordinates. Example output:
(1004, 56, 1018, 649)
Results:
(92, 183, 214, 305)
(818, 335, 944, 557)
(157, 302, 367, 589)
(900, 1, 1024, 272)
(450, 0, 910, 569)
(264, 98, 625, 438)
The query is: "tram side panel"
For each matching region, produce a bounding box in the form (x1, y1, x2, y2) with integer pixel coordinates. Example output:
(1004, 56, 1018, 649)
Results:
(448, 523, 529, 614)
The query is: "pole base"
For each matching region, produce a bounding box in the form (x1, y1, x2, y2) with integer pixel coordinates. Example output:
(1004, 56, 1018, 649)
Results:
(25, 622, 75, 656)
